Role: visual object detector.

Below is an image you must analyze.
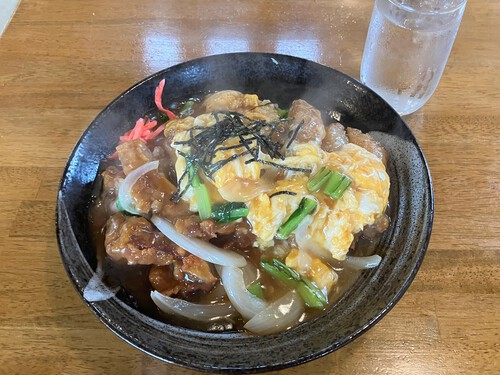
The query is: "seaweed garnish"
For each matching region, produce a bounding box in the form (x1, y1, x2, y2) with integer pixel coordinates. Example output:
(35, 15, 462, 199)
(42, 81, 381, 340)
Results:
(269, 191, 298, 199)
(171, 111, 311, 202)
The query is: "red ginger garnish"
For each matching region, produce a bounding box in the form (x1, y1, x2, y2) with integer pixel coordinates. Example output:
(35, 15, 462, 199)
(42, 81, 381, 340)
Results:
(155, 79, 177, 120)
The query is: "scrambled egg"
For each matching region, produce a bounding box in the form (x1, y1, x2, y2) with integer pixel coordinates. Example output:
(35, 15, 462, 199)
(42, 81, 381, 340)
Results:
(247, 143, 389, 261)
(247, 176, 311, 247)
(302, 143, 390, 260)
(168, 91, 390, 263)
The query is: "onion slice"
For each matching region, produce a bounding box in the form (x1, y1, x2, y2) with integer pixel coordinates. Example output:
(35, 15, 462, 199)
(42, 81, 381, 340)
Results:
(151, 215, 247, 267)
(244, 290, 305, 335)
(151, 291, 235, 322)
(344, 255, 382, 269)
(295, 215, 331, 259)
(118, 160, 159, 214)
(218, 178, 273, 202)
(217, 265, 268, 320)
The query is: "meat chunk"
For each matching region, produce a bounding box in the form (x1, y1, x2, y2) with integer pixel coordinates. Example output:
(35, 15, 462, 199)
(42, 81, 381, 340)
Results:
(130, 170, 189, 217)
(149, 255, 217, 298)
(321, 122, 349, 152)
(288, 99, 326, 144)
(116, 139, 154, 175)
(105, 213, 181, 265)
(347, 127, 388, 165)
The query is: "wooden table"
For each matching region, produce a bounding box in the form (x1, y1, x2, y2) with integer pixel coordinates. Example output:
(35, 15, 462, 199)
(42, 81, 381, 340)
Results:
(1, 1, 498, 374)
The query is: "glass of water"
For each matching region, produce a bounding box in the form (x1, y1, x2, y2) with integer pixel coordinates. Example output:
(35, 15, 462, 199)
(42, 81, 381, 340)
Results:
(360, 0, 467, 115)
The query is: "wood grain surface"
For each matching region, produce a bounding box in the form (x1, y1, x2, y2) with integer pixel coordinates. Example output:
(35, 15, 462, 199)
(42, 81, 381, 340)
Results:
(0, 0, 498, 374)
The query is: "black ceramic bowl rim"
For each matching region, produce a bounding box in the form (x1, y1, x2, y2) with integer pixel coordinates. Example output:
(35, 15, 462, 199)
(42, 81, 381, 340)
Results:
(56, 52, 434, 373)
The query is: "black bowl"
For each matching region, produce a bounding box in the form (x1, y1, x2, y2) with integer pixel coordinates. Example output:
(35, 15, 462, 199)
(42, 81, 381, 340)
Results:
(57, 52, 433, 373)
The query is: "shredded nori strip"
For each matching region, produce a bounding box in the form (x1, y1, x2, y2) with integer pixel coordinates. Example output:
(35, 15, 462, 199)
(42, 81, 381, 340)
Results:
(171, 110, 311, 202)
(286, 119, 304, 149)
(269, 191, 298, 198)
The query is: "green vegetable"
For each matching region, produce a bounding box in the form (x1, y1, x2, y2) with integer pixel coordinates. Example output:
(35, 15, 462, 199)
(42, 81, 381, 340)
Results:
(277, 108, 289, 119)
(307, 167, 332, 192)
(247, 281, 265, 299)
(158, 112, 170, 122)
(329, 175, 352, 199)
(210, 202, 249, 223)
(322, 171, 344, 195)
(261, 259, 301, 283)
(275, 197, 317, 240)
(180, 100, 195, 117)
(189, 166, 211, 220)
(260, 259, 327, 308)
(309, 167, 352, 200)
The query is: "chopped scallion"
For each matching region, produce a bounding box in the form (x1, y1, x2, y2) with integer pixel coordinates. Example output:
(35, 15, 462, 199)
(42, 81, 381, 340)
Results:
(329, 175, 352, 199)
(180, 100, 195, 117)
(277, 108, 289, 119)
(275, 197, 317, 240)
(210, 202, 249, 223)
(260, 259, 327, 308)
(247, 281, 265, 299)
(322, 171, 344, 195)
(189, 166, 211, 220)
(307, 167, 332, 192)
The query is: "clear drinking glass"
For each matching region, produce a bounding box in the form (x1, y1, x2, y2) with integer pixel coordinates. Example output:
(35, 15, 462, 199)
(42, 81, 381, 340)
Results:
(360, 0, 467, 115)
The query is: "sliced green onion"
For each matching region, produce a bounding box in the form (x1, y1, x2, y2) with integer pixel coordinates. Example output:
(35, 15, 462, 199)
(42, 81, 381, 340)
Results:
(275, 197, 317, 240)
(180, 100, 195, 117)
(329, 175, 352, 199)
(260, 259, 326, 308)
(189, 166, 211, 220)
(277, 108, 289, 119)
(322, 171, 344, 195)
(210, 202, 249, 223)
(247, 281, 265, 299)
(158, 112, 170, 122)
(296, 277, 328, 308)
(261, 259, 301, 283)
(307, 167, 332, 192)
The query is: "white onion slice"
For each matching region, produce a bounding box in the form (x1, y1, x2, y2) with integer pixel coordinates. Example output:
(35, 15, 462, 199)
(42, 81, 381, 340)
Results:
(217, 265, 268, 320)
(241, 261, 259, 286)
(244, 290, 305, 335)
(344, 255, 382, 269)
(151, 215, 247, 267)
(151, 291, 235, 322)
(295, 216, 382, 270)
(118, 160, 159, 214)
(295, 216, 331, 259)
(218, 179, 273, 202)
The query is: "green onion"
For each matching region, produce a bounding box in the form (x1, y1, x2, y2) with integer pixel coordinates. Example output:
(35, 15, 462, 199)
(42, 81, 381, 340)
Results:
(260, 259, 327, 308)
(247, 281, 265, 299)
(261, 259, 301, 283)
(158, 112, 170, 122)
(307, 167, 332, 191)
(189, 166, 211, 220)
(275, 197, 317, 240)
(322, 171, 344, 195)
(329, 176, 352, 199)
(308, 167, 352, 200)
(296, 277, 328, 308)
(180, 100, 195, 117)
(277, 108, 289, 119)
(210, 202, 249, 223)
